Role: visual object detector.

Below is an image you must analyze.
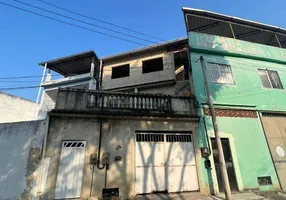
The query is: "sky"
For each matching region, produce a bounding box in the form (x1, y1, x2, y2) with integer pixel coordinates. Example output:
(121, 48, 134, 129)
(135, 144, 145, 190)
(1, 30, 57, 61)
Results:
(0, 0, 286, 101)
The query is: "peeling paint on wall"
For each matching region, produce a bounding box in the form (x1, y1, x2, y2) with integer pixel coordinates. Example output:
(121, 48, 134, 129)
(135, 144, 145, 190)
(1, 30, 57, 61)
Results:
(0, 120, 45, 199)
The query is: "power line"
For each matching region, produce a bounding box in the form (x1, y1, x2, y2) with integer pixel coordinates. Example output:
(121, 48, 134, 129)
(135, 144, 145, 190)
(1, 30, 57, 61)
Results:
(0, 2, 146, 46)
(34, 0, 164, 42)
(0, 75, 61, 79)
(12, 0, 157, 45)
(0, 85, 40, 91)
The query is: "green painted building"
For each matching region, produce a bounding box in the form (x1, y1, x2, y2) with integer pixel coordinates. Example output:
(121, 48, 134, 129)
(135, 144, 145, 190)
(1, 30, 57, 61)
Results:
(183, 8, 286, 194)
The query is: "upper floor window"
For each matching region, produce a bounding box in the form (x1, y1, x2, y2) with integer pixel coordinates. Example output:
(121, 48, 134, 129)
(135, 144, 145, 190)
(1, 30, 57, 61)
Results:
(111, 64, 130, 79)
(208, 63, 234, 84)
(258, 69, 283, 89)
(142, 57, 164, 74)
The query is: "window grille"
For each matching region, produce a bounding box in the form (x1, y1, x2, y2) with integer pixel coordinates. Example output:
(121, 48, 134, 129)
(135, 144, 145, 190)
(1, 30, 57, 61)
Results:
(63, 141, 85, 147)
(166, 134, 192, 142)
(136, 134, 164, 142)
(208, 63, 234, 84)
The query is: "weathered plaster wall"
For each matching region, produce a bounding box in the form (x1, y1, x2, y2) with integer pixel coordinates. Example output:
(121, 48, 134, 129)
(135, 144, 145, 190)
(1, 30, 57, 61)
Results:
(198, 115, 280, 192)
(43, 116, 198, 199)
(37, 90, 57, 120)
(140, 80, 192, 96)
(0, 120, 46, 199)
(189, 32, 286, 111)
(0, 92, 39, 123)
(102, 49, 175, 90)
(188, 32, 283, 193)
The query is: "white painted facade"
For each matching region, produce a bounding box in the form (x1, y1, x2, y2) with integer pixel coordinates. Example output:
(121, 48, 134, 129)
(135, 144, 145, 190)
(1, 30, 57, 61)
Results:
(0, 92, 39, 123)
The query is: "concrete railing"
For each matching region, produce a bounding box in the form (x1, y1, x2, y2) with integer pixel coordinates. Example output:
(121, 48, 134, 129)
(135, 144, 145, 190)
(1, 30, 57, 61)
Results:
(55, 88, 196, 117)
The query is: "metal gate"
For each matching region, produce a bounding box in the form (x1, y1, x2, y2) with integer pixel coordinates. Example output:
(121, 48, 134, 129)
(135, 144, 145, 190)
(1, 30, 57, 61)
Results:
(135, 133, 198, 194)
(55, 141, 86, 199)
(261, 114, 286, 190)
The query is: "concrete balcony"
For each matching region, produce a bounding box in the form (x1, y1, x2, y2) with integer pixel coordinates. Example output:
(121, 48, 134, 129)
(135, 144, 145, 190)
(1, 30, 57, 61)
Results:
(54, 88, 197, 118)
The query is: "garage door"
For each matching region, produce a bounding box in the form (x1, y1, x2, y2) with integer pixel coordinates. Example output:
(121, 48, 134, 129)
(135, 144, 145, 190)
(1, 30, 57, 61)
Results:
(261, 114, 286, 190)
(135, 133, 198, 194)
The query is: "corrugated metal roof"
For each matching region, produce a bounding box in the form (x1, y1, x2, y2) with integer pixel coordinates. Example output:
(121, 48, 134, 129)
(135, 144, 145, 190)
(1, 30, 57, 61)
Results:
(38, 50, 100, 76)
(182, 7, 286, 48)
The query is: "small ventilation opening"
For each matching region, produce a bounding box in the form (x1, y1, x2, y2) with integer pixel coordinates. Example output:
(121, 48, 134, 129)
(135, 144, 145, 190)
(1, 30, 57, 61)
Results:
(111, 64, 130, 79)
(258, 176, 272, 186)
(136, 134, 164, 142)
(142, 57, 163, 74)
(63, 141, 85, 147)
(166, 134, 192, 142)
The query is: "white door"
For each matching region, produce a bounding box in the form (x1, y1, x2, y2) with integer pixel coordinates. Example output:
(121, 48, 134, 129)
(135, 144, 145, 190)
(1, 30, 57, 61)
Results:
(135, 133, 198, 194)
(55, 141, 86, 199)
(135, 134, 166, 194)
(165, 134, 199, 192)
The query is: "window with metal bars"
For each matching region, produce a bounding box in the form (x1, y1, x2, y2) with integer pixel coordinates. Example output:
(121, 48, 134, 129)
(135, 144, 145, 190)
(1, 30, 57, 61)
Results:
(207, 63, 234, 84)
(258, 69, 283, 89)
(166, 134, 192, 142)
(63, 141, 85, 147)
(136, 134, 164, 142)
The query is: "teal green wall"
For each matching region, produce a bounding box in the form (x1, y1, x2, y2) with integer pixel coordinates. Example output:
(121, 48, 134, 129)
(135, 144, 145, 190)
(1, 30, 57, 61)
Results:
(205, 115, 279, 189)
(189, 32, 286, 111)
(189, 32, 282, 192)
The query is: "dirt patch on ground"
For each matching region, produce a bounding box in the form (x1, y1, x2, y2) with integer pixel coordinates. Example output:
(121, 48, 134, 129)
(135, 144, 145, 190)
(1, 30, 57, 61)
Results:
(255, 191, 286, 200)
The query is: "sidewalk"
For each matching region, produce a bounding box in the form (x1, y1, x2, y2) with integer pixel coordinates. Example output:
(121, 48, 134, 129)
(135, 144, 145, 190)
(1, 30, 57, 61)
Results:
(212, 191, 286, 200)
(133, 192, 212, 200)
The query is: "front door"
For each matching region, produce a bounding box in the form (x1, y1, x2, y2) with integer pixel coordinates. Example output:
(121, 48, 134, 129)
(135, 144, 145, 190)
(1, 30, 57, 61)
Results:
(211, 138, 238, 192)
(55, 141, 86, 199)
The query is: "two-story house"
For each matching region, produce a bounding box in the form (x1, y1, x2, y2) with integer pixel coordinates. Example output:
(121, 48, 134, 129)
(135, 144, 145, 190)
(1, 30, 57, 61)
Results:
(37, 38, 202, 199)
(183, 8, 286, 194)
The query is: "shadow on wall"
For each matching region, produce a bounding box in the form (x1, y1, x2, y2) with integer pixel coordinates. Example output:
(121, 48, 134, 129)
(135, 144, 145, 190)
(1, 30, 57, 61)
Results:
(191, 33, 281, 192)
(0, 120, 45, 200)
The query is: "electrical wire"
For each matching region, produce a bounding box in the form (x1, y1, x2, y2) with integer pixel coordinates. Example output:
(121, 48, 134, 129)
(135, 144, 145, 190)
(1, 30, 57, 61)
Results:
(12, 0, 157, 44)
(0, 2, 146, 46)
(0, 75, 61, 79)
(34, 0, 164, 42)
(0, 85, 40, 91)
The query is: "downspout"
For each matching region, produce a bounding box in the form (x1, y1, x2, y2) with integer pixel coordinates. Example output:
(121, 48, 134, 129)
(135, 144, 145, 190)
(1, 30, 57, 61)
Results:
(97, 59, 105, 170)
(97, 120, 105, 170)
(37, 113, 50, 199)
(90, 60, 105, 197)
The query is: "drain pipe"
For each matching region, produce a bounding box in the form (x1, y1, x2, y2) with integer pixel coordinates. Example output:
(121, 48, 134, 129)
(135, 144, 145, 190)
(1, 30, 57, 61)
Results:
(97, 59, 106, 170)
(97, 120, 105, 170)
(37, 113, 50, 199)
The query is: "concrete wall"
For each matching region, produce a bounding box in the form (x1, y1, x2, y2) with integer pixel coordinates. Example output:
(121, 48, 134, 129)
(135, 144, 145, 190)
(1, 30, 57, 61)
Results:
(102, 49, 175, 90)
(198, 113, 280, 193)
(42, 116, 198, 199)
(0, 92, 39, 123)
(139, 80, 192, 96)
(0, 120, 46, 199)
(189, 32, 286, 111)
(188, 32, 284, 193)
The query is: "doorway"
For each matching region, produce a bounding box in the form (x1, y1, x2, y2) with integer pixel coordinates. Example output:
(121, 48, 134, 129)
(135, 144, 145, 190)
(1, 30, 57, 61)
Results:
(211, 138, 238, 192)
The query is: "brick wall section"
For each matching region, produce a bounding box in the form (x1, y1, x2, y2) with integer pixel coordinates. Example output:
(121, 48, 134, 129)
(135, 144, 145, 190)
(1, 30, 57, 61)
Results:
(204, 108, 257, 118)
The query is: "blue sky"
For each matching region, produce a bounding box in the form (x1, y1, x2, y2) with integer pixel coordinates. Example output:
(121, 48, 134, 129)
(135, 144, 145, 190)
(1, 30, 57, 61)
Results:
(0, 0, 286, 101)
